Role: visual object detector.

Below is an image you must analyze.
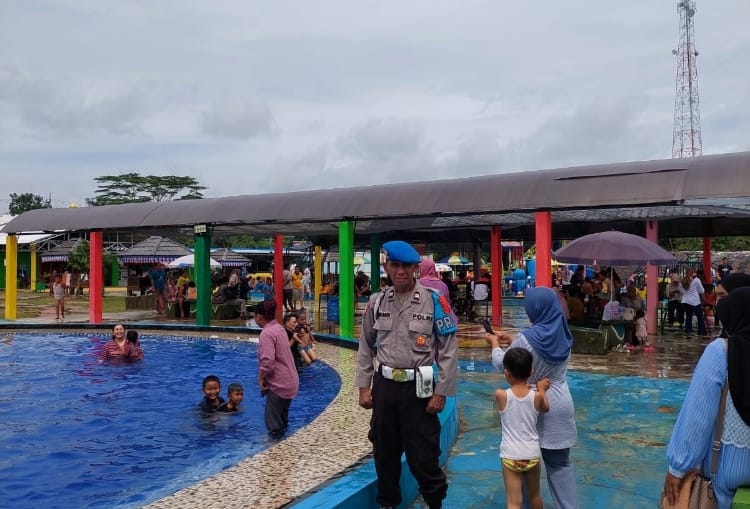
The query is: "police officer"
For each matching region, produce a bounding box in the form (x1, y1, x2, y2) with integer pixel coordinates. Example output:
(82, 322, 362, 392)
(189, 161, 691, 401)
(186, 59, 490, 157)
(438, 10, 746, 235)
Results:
(355, 241, 458, 509)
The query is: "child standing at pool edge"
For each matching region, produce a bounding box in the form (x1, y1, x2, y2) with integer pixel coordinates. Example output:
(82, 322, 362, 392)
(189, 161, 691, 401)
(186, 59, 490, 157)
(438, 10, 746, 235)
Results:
(496, 347, 550, 509)
(51, 274, 66, 319)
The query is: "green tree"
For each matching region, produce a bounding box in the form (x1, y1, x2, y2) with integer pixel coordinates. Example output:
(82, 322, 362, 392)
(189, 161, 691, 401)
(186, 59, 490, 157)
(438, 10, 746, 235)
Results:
(8, 192, 51, 215)
(666, 236, 750, 252)
(67, 239, 120, 291)
(86, 173, 206, 206)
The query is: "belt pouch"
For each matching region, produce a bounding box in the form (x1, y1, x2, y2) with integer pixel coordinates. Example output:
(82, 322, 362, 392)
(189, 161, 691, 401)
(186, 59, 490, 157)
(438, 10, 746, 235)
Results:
(416, 366, 434, 398)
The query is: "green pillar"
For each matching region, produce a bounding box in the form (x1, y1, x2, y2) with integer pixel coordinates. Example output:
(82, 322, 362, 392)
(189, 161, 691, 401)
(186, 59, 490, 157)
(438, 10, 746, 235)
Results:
(194, 225, 212, 326)
(370, 234, 381, 294)
(111, 260, 120, 287)
(339, 221, 355, 338)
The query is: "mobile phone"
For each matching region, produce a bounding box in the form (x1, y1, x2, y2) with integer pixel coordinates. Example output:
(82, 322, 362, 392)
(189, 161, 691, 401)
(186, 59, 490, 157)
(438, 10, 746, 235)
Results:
(479, 318, 494, 334)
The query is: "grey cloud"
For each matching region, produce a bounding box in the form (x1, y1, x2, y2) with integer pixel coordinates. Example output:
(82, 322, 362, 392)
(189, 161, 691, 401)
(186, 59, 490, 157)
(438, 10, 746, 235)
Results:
(199, 101, 275, 139)
(0, 66, 148, 135)
(337, 119, 423, 163)
(436, 130, 506, 179)
(517, 96, 670, 169)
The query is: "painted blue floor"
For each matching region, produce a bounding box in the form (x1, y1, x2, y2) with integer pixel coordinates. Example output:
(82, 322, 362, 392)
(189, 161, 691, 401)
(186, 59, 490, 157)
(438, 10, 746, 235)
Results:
(412, 360, 687, 508)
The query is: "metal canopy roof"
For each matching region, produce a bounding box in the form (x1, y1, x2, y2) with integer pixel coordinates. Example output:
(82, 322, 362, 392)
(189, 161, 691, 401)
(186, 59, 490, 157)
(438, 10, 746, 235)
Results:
(3, 151, 750, 243)
(117, 236, 192, 264)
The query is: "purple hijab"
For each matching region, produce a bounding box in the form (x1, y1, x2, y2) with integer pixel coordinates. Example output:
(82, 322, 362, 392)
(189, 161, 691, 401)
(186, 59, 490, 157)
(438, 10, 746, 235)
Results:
(522, 286, 574, 364)
(419, 259, 450, 300)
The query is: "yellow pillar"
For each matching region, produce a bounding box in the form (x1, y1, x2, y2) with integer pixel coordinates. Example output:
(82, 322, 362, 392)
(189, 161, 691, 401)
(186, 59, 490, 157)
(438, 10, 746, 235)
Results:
(5, 235, 18, 320)
(30, 244, 37, 291)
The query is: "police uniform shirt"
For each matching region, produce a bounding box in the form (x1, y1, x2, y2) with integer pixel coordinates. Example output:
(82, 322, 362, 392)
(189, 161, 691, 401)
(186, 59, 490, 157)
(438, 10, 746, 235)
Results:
(355, 283, 458, 396)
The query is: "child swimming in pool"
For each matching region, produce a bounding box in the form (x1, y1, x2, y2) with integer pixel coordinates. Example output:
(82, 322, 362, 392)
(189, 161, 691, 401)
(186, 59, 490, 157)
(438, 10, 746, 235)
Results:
(198, 375, 225, 413)
(126, 330, 144, 361)
(495, 347, 550, 509)
(217, 382, 244, 412)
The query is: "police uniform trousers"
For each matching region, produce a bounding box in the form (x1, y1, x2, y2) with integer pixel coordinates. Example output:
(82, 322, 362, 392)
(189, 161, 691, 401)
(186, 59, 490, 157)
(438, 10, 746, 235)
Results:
(369, 372, 447, 509)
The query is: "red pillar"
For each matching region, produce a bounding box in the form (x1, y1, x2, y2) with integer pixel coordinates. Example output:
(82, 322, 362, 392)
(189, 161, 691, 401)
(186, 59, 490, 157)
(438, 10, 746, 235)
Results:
(89, 231, 103, 324)
(534, 212, 552, 288)
(645, 221, 658, 334)
(273, 234, 284, 322)
(491, 226, 503, 327)
(702, 238, 712, 285)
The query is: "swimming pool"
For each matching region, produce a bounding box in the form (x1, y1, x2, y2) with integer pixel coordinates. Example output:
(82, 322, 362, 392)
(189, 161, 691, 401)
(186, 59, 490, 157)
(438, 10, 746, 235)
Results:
(431, 359, 688, 508)
(0, 332, 340, 509)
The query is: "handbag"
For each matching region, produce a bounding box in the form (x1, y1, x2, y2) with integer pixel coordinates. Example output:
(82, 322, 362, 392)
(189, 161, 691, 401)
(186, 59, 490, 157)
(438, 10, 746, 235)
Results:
(660, 383, 728, 509)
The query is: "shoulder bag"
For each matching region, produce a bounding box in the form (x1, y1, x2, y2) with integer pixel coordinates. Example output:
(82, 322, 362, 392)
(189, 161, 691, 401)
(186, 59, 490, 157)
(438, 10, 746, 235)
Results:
(660, 382, 728, 509)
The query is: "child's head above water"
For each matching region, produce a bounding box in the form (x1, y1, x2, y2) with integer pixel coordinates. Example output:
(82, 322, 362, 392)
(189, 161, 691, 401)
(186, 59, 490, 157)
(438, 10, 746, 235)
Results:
(126, 330, 139, 344)
(227, 382, 244, 407)
(202, 375, 221, 400)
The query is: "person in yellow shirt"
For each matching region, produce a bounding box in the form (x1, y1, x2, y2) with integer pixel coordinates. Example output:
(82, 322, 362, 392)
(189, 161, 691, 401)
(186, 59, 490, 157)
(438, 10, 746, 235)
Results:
(291, 265, 305, 310)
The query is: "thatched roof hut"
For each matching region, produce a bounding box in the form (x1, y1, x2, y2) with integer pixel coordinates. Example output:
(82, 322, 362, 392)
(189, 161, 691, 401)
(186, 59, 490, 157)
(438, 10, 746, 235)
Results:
(117, 236, 191, 265)
(40, 238, 86, 263)
(210, 248, 250, 268)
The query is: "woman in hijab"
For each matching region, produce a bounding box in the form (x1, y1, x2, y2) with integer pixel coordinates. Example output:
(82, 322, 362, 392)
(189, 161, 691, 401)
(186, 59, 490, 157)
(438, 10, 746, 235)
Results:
(418, 258, 451, 304)
(662, 286, 750, 509)
(485, 286, 578, 508)
(713, 272, 750, 338)
(715, 272, 750, 301)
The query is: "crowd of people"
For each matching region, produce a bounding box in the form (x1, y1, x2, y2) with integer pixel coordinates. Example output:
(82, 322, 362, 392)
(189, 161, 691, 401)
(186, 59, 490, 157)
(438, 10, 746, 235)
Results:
(131, 263, 315, 320)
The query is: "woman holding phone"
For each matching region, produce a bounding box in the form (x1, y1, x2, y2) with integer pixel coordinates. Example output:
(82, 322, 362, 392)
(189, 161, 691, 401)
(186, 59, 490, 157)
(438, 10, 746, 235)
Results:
(484, 286, 578, 509)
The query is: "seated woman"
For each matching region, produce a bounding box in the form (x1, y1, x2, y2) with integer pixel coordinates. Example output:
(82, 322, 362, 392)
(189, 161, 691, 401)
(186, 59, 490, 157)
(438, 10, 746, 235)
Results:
(282, 313, 307, 372)
(620, 285, 645, 312)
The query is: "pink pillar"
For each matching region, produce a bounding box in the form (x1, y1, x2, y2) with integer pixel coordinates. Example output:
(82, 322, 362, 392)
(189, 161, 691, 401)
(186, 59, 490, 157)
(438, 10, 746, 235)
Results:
(491, 226, 503, 327)
(702, 238, 712, 285)
(645, 221, 658, 334)
(273, 234, 284, 322)
(534, 212, 552, 288)
(89, 231, 103, 324)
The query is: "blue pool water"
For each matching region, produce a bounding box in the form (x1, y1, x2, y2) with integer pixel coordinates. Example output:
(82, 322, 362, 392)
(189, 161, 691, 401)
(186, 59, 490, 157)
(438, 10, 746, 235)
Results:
(0, 332, 339, 509)
(423, 359, 688, 508)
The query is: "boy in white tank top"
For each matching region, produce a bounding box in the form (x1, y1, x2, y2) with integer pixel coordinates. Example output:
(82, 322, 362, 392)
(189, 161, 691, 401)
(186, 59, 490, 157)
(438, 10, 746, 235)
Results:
(495, 347, 550, 509)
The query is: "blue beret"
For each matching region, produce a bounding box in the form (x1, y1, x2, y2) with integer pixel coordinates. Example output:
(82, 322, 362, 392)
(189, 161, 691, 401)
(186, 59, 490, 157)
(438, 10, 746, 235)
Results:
(383, 241, 420, 264)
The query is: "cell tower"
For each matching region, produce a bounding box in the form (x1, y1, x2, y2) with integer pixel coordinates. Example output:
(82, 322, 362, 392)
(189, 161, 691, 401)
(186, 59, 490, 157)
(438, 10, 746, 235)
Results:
(672, 0, 702, 158)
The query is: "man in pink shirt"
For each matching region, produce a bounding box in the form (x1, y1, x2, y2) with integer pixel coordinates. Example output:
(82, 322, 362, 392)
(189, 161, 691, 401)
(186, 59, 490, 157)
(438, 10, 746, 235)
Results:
(254, 300, 300, 438)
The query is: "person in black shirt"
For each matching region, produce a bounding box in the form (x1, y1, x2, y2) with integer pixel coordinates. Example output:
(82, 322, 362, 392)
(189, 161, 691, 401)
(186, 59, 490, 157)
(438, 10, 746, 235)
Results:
(198, 375, 225, 413)
(217, 383, 244, 412)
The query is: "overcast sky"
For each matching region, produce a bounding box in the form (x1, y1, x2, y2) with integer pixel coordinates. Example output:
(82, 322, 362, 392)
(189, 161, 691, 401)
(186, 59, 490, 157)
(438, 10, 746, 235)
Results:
(1, 0, 748, 211)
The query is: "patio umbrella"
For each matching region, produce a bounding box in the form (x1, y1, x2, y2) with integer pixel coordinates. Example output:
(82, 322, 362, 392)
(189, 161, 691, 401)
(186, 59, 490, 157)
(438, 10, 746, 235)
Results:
(439, 255, 470, 265)
(167, 254, 221, 269)
(553, 230, 676, 302)
(353, 255, 370, 265)
(552, 231, 676, 266)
